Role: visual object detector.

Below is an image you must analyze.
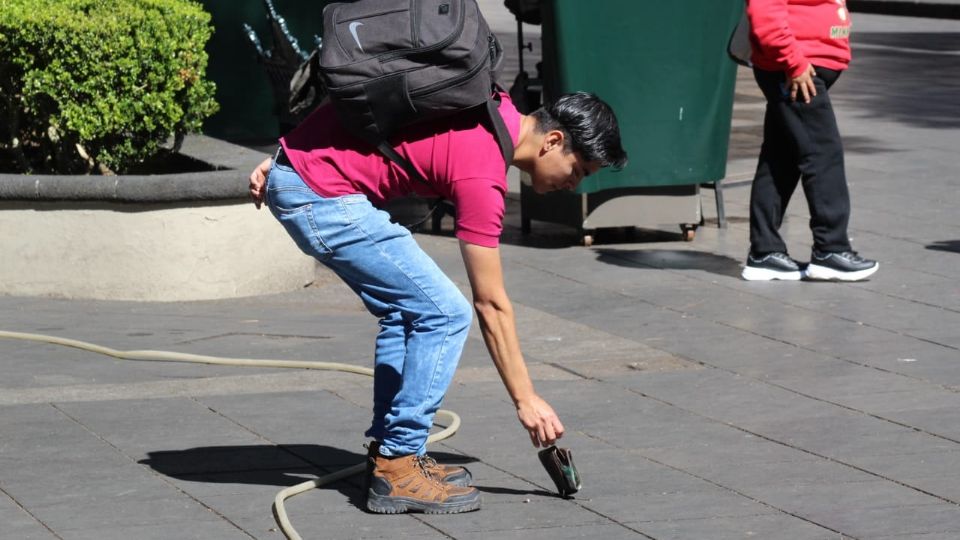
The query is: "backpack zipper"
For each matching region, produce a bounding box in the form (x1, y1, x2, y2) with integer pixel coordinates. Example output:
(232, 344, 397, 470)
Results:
(378, 0, 465, 63)
(328, 53, 486, 102)
(409, 49, 487, 98)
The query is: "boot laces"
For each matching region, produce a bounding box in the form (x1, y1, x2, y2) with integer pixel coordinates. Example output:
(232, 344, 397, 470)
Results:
(420, 455, 440, 469)
(414, 456, 449, 495)
(414, 455, 436, 479)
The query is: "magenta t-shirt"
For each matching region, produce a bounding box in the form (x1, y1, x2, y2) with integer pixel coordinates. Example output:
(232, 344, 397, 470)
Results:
(280, 93, 521, 248)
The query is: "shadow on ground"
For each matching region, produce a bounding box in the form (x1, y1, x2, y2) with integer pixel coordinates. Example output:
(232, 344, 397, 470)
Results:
(140, 444, 479, 510)
(595, 248, 743, 278)
(499, 225, 698, 248)
(927, 239, 960, 254)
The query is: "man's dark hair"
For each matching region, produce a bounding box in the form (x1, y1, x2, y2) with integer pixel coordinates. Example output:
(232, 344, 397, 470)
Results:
(531, 92, 628, 171)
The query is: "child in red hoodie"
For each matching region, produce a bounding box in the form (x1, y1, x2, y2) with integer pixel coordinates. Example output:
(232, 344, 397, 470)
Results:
(741, 0, 878, 281)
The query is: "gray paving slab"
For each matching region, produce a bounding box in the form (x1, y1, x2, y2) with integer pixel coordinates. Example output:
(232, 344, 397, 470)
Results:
(691, 458, 878, 491)
(747, 414, 957, 462)
(586, 485, 780, 525)
(631, 513, 842, 540)
(0, 491, 58, 540)
(834, 342, 960, 385)
(57, 520, 251, 540)
(419, 497, 609, 536)
(879, 405, 960, 441)
(195, 390, 374, 447)
(0, 370, 369, 407)
(876, 475, 960, 506)
(53, 397, 276, 461)
(764, 364, 943, 400)
(634, 432, 817, 471)
(4, 462, 168, 512)
(743, 480, 945, 519)
(0, 406, 150, 492)
(612, 369, 849, 426)
(813, 503, 960, 539)
(874, 534, 960, 540)
(853, 451, 960, 502)
(453, 523, 645, 540)
(829, 389, 960, 415)
(32, 493, 234, 535)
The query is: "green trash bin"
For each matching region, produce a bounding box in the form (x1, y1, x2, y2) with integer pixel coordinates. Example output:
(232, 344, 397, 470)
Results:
(520, 0, 742, 243)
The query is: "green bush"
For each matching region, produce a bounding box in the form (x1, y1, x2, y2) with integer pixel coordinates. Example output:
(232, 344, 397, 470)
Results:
(0, 0, 218, 174)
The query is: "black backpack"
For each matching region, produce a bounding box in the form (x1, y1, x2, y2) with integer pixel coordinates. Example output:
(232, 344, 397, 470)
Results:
(314, 0, 514, 187)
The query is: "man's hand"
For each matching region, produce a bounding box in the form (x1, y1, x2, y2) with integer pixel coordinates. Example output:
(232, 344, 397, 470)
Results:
(789, 64, 818, 104)
(249, 156, 271, 209)
(517, 393, 565, 448)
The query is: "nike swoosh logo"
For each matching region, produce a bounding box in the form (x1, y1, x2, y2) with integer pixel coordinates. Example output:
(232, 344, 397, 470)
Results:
(348, 21, 364, 52)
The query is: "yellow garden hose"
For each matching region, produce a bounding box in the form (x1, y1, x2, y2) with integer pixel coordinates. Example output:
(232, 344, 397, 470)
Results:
(0, 330, 462, 540)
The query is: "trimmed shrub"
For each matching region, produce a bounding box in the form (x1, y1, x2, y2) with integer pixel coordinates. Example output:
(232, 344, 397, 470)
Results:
(0, 0, 218, 174)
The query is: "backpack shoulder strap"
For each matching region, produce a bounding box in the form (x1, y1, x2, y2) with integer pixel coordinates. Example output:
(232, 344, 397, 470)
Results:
(485, 93, 514, 174)
(376, 141, 430, 189)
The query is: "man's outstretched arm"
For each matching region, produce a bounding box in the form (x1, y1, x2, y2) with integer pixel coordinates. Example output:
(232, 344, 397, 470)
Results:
(459, 241, 564, 447)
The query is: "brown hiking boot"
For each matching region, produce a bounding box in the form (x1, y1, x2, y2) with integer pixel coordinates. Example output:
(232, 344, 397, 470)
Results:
(366, 453, 481, 514)
(366, 441, 472, 487)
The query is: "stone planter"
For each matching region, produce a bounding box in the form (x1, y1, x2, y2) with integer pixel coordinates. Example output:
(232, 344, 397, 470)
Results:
(0, 136, 316, 301)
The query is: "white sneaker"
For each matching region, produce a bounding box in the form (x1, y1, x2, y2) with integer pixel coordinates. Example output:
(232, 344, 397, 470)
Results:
(805, 250, 878, 281)
(741, 252, 803, 281)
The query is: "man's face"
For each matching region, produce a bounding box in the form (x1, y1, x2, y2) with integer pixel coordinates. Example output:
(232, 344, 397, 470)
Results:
(529, 131, 602, 194)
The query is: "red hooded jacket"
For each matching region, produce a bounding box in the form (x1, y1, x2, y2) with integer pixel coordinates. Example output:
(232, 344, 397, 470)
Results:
(746, 0, 852, 78)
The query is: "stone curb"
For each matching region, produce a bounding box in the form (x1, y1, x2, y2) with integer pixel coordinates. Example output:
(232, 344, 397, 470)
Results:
(0, 135, 268, 203)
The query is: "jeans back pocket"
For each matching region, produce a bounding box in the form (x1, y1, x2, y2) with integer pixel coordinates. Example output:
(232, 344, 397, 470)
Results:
(266, 167, 332, 258)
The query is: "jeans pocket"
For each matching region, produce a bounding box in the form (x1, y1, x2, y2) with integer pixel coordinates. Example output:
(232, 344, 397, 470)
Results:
(270, 202, 332, 258)
(272, 160, 295, 174)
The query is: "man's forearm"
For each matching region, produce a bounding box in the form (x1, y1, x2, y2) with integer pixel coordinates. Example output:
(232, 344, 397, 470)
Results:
(474, 300, 534, 404)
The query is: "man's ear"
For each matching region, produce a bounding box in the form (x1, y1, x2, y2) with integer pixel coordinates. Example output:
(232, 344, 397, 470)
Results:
(541, 129, 566, 153)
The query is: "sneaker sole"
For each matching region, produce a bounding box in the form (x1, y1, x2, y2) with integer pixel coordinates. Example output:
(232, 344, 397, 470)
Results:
(741, 266, 802, 281)
(366, 492, 482, 514)
(804, 262, 879, 282)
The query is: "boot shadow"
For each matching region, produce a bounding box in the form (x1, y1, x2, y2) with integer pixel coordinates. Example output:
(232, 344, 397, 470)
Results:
(140, 444, 479, 510)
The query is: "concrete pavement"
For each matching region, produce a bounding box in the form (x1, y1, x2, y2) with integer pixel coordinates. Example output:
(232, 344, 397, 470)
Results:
(849, 0, 960, 19)
(1, 7, 959, 540)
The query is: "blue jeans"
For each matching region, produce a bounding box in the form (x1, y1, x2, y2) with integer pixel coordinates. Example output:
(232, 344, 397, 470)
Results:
(265, 158, 472, 457)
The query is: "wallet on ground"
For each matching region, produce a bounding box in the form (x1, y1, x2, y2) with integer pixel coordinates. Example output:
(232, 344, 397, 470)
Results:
(537, 446, 581, 497)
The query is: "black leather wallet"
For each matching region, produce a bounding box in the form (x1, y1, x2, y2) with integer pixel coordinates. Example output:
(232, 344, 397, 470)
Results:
(538, 446, 581, 497)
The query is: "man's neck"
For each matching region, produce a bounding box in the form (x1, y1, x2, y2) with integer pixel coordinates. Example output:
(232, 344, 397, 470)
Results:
(511, 114, 539, 173)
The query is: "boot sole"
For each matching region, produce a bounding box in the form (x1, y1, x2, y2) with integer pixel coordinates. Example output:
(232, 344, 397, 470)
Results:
(366, 491, 482, 514)
(741, 266, 802, 281)
(804, 262, 879, 281)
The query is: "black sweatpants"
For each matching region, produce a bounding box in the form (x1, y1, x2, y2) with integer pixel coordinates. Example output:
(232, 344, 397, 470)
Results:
(749, 66, 852, 255)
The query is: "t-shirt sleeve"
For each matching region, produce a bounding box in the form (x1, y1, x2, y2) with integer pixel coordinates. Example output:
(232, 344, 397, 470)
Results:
(449, 177, 506, 248)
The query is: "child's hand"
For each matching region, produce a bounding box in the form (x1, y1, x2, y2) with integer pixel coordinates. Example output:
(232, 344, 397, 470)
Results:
(789, 64, 818, 104)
